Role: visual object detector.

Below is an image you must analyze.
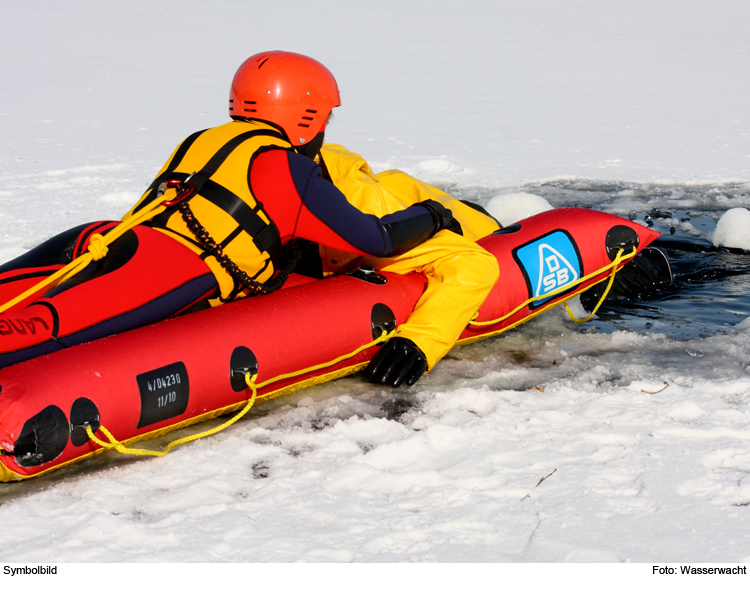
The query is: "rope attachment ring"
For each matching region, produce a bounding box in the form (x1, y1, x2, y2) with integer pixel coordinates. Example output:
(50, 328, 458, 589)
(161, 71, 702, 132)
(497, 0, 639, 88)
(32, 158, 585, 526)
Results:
(158, 176, 195, 207)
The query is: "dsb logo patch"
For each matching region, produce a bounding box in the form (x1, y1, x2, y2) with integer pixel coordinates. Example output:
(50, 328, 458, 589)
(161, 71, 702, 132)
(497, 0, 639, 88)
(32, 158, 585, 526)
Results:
(513, 230, 583, 310)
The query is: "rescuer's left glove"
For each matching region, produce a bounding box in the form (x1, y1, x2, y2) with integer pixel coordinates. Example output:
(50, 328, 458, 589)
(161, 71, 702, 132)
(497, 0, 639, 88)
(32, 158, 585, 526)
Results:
(367, 337, 428, 388)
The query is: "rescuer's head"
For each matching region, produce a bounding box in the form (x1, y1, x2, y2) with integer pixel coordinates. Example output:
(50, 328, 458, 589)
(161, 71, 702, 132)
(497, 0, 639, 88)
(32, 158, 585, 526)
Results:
(229, 51, 341, 152)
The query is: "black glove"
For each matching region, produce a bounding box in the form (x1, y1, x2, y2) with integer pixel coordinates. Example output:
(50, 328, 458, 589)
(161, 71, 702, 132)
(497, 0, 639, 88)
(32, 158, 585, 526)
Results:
(419, 199, 463, 236)
(367, 337, 428, 388)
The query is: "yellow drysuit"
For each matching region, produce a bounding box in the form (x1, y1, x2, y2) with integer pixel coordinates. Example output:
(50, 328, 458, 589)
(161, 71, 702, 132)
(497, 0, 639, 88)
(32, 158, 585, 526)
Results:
(319, 144, 501, 370)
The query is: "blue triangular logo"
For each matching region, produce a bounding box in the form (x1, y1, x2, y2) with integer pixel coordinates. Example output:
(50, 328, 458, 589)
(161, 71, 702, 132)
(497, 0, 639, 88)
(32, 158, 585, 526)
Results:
(534, 243, 579, 297)
(514, 230, 582, 309)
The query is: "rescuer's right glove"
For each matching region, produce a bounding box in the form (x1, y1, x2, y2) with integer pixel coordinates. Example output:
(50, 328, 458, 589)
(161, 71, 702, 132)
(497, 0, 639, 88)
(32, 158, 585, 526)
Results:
(367, 337, 428, 388)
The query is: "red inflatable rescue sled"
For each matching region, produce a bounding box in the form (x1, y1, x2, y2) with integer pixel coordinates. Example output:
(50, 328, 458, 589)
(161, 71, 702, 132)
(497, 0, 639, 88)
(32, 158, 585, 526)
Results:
(0, 208, 659, 480)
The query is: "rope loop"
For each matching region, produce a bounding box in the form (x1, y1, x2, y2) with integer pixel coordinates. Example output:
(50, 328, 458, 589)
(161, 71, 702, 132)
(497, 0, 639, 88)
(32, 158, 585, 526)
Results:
(83, 328, 394, 459)
(87, 233, 109, 261)
(84, 377, 259, 458)
(563, 248, 629, 323)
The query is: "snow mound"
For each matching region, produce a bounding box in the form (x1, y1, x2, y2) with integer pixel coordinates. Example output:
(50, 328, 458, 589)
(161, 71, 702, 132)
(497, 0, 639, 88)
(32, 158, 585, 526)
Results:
(417, 159, 461, 174)
(711, 208, 750, 249)
(485, 192, 554, 226)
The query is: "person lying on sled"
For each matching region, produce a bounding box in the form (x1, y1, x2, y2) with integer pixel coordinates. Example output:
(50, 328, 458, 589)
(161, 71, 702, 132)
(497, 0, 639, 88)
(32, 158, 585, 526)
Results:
(303, 144, 502, 387)
(0, 51, 464, 371)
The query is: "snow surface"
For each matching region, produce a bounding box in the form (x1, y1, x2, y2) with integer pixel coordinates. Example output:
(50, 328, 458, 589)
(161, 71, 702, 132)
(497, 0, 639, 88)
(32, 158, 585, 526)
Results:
(1, 0, 750, 576)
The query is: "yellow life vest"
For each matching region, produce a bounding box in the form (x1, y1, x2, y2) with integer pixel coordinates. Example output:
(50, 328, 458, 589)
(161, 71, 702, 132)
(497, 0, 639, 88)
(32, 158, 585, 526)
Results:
(123, 120, 291, 302)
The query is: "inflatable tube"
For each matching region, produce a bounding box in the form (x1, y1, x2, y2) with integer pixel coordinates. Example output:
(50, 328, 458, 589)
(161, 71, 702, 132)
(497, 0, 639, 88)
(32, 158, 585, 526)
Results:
(0, 208, 659, 480)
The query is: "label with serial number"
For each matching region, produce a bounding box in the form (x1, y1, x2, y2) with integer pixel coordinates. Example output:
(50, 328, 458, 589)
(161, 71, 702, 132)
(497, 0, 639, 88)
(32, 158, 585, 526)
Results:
(136, 361, 190, 428)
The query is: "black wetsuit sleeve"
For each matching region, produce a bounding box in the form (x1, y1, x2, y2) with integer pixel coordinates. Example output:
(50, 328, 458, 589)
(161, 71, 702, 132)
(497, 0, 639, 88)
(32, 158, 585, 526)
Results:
(286, 151, 436, 257)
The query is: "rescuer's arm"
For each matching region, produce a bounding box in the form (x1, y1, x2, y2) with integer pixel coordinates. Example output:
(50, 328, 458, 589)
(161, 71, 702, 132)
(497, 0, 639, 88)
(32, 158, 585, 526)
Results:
(286, 152, 457, 257)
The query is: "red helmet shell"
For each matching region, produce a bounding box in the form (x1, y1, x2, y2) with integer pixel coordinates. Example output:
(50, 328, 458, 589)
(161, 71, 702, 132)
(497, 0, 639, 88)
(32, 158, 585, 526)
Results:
(229, 51, 341, 146)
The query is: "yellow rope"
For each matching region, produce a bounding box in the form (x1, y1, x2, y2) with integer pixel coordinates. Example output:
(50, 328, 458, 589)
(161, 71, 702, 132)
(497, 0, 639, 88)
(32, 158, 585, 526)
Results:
(84, 328, 394, 458)
(252, 326, 392, 390)
(85, 373, 259, 457)
(562, 249, 626, 324)
(0, 192, 173, 315)
(469, 247, 636, 327)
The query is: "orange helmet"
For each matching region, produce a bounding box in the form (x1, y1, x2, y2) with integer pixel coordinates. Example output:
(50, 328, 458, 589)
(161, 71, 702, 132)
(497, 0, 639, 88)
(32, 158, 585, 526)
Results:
(229, 51, 341, 146)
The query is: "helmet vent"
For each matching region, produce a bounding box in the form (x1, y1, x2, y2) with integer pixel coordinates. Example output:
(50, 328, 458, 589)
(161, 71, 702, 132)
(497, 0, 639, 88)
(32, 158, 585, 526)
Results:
(298, 109, 317, 128)
(243, 100, 257, 114)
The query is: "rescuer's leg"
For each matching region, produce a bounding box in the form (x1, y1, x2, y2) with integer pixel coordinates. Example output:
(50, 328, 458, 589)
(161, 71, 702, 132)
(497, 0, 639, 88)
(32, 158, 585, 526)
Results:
(0, 225, 218, 369)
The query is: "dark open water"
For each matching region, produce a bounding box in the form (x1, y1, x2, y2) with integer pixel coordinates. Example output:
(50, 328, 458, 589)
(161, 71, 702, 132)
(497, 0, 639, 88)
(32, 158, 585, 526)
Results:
(458, 180, 750, 340)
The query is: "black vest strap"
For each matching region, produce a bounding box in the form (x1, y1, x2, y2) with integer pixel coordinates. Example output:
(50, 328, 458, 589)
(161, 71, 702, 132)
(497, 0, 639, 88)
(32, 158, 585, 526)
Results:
(149, 127, 286, 268)
(197, 179, 281, 256)
(187, 129, 284, 195)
